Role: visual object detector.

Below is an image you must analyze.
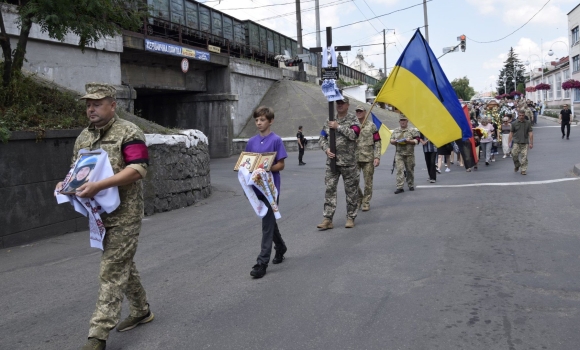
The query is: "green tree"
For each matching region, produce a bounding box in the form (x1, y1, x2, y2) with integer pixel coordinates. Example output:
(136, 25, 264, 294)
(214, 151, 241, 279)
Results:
(372, 77, 386, 96)
(496, 47, 526, 95)
(450, 76, 476, 101)
(0, 0, 148, 92)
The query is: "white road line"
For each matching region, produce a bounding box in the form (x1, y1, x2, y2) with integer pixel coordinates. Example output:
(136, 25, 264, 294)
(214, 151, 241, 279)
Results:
(417, 177, 579, 188)
(533, 125, 577, 128)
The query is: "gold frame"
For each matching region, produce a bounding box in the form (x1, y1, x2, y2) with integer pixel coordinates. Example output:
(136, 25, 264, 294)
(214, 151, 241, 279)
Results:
(234, 152, 260, 171)
(255, 152, 277, 172)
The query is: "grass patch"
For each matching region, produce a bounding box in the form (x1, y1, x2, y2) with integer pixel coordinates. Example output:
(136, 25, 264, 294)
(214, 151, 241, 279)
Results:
(0, 67, 175, 143)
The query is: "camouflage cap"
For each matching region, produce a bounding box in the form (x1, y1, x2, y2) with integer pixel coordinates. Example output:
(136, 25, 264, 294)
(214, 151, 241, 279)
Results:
(399, 114, 408, 121)
(80, 82, 116, 100)
(336, 96, 349, 104)
(355, 105, 366, 111)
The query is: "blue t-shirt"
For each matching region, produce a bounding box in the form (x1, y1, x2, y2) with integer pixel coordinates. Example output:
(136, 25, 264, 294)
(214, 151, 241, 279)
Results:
(245, 132, 288, 197)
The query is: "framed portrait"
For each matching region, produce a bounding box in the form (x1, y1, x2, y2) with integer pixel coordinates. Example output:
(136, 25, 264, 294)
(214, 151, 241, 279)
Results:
(234, 152, 260, 171)
(61, 152, 100, 194)
(255, 152, 277, 172)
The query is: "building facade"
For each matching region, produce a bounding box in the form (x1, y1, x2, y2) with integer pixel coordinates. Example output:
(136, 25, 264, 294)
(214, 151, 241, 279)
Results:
(568, 4, 580, 117)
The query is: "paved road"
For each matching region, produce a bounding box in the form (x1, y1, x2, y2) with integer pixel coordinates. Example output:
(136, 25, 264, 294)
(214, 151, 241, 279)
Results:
(1, 118, 579, 350)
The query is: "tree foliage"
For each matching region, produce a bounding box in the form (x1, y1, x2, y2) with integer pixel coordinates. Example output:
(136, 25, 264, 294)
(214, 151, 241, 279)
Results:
(0, 0, 148, 96)
(372, 77, 386, 96)
(450, 76, 476, 101)
(497, 48, 526, 95)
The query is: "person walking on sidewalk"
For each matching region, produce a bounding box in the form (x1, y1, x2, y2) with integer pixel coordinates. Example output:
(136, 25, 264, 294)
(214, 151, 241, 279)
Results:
(509, 112, 533, 175)
(559, 104, 573, 140)
(297, 125, 306, 165)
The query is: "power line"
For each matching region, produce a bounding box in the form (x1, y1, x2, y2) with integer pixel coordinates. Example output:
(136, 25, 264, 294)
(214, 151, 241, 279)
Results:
(359, 0, 389, 32)
(303, 0, 432, 36)
(352, 0, 381, 34)
(351, 43, 384, 47)
(255, 0, 351, 22)
(467, 0, 552, 44)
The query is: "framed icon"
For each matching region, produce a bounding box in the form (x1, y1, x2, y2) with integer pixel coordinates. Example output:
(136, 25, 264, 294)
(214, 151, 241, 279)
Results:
(234, 152, 260, 171)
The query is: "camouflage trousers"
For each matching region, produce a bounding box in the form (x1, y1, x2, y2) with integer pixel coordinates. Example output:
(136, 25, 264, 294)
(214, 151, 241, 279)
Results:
(395, 153, 415, 189)
(88, 221, 149, 340)
(323, 164, 360, 220)
(512, 143, 529, 172)
(357, 161, 375, 206)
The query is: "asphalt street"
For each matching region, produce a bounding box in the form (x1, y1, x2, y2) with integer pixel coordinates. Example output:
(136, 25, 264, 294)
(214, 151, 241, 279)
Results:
(1, 117, 580, 350)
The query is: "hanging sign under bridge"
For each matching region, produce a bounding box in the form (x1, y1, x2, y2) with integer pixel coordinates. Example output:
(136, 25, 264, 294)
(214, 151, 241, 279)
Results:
(145, 39, 211, 62)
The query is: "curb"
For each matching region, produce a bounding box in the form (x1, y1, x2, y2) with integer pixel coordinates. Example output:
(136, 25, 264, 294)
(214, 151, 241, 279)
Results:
(538, 114, 579, 125)
(574, 164, 580, 176)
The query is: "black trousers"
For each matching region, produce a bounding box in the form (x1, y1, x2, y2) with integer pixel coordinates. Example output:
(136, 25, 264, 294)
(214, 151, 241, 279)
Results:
(562, 123, 571, 138)
(257, 195, 285, 265)
(298, 146, 304, 163)
(424, 151, 437, 181)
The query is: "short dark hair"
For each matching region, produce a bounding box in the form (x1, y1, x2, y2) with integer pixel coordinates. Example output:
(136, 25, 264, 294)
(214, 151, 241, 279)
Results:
(253, 106, 275, 121)
(298, 125, 303, 130)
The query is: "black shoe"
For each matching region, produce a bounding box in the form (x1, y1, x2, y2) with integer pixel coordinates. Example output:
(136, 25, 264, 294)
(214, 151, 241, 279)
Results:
(272, 246, 287, 264)
(250, 264, 267, 278)
(394, 188, 404, 194)
(567, 137, 570, 140)
(562, 135, 565, 139)
(485, 161, 489, 166)
(409, 187, 415, 191)
(299, 162, 306, 165)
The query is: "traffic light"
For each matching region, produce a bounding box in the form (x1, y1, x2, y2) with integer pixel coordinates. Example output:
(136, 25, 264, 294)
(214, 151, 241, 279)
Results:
(284, 58, 303, 67)
(459, 34, 466, 52)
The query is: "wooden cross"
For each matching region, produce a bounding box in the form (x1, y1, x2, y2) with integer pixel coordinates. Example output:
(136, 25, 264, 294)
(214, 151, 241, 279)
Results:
(310, 27, 351, 171)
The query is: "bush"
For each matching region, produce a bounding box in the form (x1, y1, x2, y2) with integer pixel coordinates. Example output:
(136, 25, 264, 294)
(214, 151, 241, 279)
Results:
(0, 68, 86, 142)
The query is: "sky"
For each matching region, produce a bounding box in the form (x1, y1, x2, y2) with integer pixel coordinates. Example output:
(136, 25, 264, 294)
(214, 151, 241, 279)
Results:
(201, 0, 578, 94)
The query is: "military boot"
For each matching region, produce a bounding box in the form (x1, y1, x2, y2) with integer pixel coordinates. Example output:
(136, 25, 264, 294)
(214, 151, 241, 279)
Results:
(361, 203, 370, 211)
(81, 338, 106, 350)
(316, 218, 333, 230)
(345, 218, 355, 228)
(116, 308, 154, 332)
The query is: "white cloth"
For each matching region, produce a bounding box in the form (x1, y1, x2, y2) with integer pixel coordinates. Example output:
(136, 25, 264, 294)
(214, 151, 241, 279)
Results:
(238, 167, 281, 219)
(55, 149, 120, 249)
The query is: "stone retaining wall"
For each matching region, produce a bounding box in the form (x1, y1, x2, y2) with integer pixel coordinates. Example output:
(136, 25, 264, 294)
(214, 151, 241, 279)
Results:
(0, 129, 211, 248)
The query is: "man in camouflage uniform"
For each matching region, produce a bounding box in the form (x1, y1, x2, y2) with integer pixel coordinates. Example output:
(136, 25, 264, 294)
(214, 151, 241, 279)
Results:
(508, 111, 534, 175)
(317, 96, 361, 229)
(55, 83, 153, 350)
(354, 105, 381, 211)
(390, 115, 420, 194)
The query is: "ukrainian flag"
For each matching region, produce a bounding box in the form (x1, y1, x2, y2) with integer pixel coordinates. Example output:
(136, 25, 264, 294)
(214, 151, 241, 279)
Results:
(371, 113, 391, 155)
(375, 29, 472, 147)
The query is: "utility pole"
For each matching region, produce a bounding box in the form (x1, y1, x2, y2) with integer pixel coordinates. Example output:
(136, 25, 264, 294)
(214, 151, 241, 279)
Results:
(423, 0, 429, 43)
(315, 0, 321, 76)
(296, 0, 303, 54)
(383, 29, 387, 78)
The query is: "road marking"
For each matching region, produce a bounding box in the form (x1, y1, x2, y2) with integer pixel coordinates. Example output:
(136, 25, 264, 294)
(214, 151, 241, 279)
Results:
(417, 177, 579, 188)
(533, 125, 577, 128)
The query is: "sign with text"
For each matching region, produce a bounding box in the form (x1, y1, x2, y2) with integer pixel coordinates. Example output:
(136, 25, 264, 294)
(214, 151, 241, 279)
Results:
(321, 67, 339, 80)
(145, 39, 210, 62)
(208, 45, 221, 53)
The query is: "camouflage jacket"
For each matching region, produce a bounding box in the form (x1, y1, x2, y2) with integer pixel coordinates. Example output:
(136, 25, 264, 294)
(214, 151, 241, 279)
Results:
(72, 115, 148, 227)
(390, 127, 419, 156)
(319, 113, 360, 166)
(356, 119, 381, 162)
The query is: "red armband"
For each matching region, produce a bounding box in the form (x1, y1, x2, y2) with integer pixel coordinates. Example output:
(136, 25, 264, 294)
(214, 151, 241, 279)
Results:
(350, 125, 361, 136)
(122, 140, 149, 165)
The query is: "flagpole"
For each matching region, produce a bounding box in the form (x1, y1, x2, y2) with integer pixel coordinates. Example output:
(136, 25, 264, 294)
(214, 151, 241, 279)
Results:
(362, 102, 377, 126)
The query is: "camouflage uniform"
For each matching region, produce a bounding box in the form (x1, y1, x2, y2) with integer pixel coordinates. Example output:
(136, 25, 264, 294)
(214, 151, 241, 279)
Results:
(319, 113, 360, 220)
(356, 119, 381, 207)
(390, 127, 419, 189)
(73, 83, 150, 341)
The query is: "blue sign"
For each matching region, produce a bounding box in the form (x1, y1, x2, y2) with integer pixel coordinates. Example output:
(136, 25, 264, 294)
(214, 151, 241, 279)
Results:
(144, 39, 211, 62)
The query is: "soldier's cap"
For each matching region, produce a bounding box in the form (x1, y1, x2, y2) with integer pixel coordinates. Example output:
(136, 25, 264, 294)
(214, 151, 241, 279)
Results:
(355, 105, 366, 111)
(80, 83, 116, 100)
(399, 115, 408, 121)
(336, 96, 349, 104)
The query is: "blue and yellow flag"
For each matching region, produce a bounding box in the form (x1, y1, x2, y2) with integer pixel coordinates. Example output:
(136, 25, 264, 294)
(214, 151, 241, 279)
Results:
(375, 29, 472, 147)
(371, 113, 391, 155)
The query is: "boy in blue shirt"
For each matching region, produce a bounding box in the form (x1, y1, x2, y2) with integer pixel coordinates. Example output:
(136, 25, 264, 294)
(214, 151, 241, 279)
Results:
(245, 106, 288, 278)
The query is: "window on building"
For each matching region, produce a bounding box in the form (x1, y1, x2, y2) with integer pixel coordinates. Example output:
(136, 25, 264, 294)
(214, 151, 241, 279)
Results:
(547, 76, 553, 100)
(573, 26, 579, 45)
(556, 73, 562, 99)
(574, 55, 580, 72)
(575, 88, 580, 102)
